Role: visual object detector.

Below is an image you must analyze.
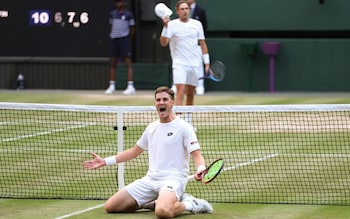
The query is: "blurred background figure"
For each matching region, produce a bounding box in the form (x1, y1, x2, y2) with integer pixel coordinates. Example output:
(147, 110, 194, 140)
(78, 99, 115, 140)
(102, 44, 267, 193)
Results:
(189, 0, 208, 95)
(105, 0, 136, 95)
(160, 0, 210, 108)
(188, 0, 207, 33)
(172, 0, 208, 96)
(16, 74, 25, 90)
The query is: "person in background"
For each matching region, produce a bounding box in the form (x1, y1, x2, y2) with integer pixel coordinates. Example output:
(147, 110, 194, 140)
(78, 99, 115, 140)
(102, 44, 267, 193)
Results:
(188, 0, 208, 33)
(172, 0, 208, 95)
(160, 0, 210, 106)
(83, 86, 213, 218)
(105, 0, 136, 95)
(15, 74, 25, 90)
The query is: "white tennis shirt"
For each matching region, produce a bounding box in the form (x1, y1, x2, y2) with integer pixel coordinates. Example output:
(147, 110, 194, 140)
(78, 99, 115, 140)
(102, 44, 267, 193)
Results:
(164, 18, 205, 67)
(137, 117, 200, 179)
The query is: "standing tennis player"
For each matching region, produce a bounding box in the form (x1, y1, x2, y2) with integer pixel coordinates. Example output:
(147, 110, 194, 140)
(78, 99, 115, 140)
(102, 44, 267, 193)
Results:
(160, 0, 210, 106)
(83, 86, 213, 218)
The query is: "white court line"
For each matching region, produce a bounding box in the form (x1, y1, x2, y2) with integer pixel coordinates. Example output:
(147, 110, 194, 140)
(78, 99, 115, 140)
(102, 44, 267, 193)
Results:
(0, 148, 115, 153)
(55, 203, 104, 219)
(2, 121, 105, 219)
(204, 151, 350, 158)
(223, 153, 279, 172)
(0, 124, 92, 143)
(188, 153, 279, 180)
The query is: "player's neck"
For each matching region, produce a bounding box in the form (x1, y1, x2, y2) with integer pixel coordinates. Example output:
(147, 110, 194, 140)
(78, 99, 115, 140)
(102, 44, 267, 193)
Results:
(159, 113, 176, 123)
(179, 17, 190, 23)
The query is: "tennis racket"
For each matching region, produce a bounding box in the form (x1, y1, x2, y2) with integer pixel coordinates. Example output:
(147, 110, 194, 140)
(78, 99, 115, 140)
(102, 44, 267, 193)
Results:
(199, 60, 226, 82)
(187, 158, 224, 184)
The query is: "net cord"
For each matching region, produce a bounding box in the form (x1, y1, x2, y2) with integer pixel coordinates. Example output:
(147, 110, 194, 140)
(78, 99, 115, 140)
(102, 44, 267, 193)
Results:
(1, 102, 350, 113)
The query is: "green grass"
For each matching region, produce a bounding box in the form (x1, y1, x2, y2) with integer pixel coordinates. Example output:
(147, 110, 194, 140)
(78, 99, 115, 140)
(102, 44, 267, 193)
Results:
(1, 199, 350, 219)
(1, 89, 350, 105)
(1, 90, 350, 218)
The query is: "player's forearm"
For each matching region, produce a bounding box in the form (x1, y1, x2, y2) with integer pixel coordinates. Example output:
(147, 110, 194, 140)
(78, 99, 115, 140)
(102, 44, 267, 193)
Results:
(200, 41, 209, 54)
(116, 149, 137, 163)
(160, 36, 169, 47)
(191, 149, 206, 169)
(104, 145, 142, 166)
(195, 157, 206, 170)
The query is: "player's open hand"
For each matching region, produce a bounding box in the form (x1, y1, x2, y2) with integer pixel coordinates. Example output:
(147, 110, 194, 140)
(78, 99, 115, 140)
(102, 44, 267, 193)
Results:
(83, 152, 105, 170)
(162, 15, 170, 27)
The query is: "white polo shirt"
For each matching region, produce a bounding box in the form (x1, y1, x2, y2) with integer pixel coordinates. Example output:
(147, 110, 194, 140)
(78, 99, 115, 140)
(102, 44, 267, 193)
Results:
(137, 117, 200, 179)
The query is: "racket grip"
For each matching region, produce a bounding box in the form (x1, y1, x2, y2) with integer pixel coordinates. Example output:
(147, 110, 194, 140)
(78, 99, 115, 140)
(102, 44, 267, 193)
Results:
(187, 174, 195, 181)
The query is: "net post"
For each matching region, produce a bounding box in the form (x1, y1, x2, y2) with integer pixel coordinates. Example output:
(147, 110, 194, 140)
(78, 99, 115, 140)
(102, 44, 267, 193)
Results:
(117, 107, 125, 189)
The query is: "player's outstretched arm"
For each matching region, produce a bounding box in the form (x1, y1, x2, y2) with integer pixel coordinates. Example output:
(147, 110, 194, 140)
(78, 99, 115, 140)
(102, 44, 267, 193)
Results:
(83, 145, 144, 170)
(83, 152, 107, 170)
(190, 149, 206, 181)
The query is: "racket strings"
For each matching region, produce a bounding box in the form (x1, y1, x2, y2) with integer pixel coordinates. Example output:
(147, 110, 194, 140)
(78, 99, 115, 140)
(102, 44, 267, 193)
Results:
(210, 61, 225, 81)
(203, 159, 224, 183)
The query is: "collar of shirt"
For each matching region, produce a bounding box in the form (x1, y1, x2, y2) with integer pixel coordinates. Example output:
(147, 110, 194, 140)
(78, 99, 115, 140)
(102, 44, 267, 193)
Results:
(191, 3, 196, 10)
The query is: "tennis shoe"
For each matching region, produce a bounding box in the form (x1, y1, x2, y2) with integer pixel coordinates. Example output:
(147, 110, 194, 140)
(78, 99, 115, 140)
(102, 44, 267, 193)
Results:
(142, 201, 155, 211)
(123, 86, 135, 95)
(105, 85, 115, 94)
(181, 193, 213, 214)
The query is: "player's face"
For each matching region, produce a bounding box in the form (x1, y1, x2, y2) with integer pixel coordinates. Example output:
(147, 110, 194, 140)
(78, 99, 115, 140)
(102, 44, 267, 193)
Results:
(176, 3, 190, 20)
(155, 91, 174, 122)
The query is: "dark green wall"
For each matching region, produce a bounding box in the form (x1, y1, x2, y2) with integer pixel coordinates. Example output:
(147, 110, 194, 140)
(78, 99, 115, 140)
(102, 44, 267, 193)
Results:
(197, 0, 350, 31)
(165, 0, 350, 92)
(1, 39, 349, 92)
(0, 59, 170, 90)
(206, 38, 350, 92)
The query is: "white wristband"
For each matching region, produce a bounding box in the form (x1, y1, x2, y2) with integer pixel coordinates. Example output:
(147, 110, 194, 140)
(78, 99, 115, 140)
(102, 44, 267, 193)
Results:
(197, 165, 206, 173)
(161, 27, 168, 37)
(104, 156, 117, 166)
(202, 54, 210, 64)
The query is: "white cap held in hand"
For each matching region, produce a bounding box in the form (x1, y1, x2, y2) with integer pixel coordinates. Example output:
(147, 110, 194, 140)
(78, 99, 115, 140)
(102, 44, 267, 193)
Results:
(154, 3, 173, 18)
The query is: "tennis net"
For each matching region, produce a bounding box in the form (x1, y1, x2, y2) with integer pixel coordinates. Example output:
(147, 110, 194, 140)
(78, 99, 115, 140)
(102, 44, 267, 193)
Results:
(0, 102, 349, 205)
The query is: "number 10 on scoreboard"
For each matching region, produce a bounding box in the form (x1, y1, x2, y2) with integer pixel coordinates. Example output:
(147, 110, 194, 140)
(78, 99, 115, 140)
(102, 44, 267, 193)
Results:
(29, 10, 89, 27)
(30, 10, 51, 26)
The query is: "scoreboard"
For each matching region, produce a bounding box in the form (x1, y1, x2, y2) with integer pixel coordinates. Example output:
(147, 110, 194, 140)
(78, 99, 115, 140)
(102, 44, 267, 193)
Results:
(0, 1, 112, 57)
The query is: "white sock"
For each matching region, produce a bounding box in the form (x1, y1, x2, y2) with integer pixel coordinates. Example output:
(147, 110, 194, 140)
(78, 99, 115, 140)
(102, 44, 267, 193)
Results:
(198, 78, 204, 87)
(127, 81, 134, 87)
(109, 81, 115, 89)
(183, 201, 192, 211)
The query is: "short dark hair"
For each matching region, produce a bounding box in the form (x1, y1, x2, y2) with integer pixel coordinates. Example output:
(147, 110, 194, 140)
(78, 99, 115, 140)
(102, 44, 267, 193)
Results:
(176, 0, 190, 10)
(154, 86, 175, 100)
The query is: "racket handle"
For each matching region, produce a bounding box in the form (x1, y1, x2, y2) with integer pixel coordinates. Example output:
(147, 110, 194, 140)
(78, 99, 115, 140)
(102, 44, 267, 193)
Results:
(187, 174, 195, 181)
(187, 172, 204, 181)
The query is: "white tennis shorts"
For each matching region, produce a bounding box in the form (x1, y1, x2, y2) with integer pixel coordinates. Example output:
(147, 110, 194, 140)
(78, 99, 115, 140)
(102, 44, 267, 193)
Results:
(173, 65, 203, 87)
(124, 175, 187, 207)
